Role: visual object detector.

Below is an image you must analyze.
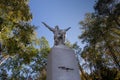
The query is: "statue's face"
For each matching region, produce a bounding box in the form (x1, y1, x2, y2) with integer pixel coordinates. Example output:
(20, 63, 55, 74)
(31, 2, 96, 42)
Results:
(55, 26, 59, 30)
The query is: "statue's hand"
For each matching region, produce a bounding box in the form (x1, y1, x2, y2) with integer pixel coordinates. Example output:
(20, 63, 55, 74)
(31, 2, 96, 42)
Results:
(65, 27, 71, 31)
(42, 22, 46, 25)
(42, 22, 54, 32)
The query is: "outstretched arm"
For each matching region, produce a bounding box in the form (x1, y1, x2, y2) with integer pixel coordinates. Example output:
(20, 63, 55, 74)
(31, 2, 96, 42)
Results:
(42, 22, 54, 31)
(65, 27, 71, 31)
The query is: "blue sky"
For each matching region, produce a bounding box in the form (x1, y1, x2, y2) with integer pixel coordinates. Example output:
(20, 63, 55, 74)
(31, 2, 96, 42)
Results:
(29, 0, 95, 47)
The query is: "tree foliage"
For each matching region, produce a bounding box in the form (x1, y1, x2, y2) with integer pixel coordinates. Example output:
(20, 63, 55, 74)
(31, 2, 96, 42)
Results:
(0, 0, 32, 23)
(0, 36, 50, 80)
(79, 0, 120, 80)
(0, 0, 37, 58)
(0, 0, 44, 79)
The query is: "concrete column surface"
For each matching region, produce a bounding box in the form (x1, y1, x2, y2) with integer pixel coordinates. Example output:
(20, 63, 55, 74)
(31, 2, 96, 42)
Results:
(47, 45, 81, 80)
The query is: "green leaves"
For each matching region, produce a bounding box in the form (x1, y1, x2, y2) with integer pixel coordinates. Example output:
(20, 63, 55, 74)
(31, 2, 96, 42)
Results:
(79, 0, 120, 79)
(0, 0, 38, 61)
(0, 0, 32, 22)
(0, 0, 41, 79)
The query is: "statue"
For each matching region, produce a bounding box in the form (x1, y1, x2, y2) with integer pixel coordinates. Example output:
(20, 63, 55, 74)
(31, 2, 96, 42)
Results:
(42, 22, 71, 45)
(42, 22, 81, 80)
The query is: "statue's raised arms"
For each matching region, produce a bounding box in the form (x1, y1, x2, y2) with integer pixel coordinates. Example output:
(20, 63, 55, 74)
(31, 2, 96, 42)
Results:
(42, 22, 71, 46)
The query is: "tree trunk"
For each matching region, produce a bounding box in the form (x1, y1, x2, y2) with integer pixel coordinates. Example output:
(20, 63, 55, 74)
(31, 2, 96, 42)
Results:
(78, 64, 88, 80)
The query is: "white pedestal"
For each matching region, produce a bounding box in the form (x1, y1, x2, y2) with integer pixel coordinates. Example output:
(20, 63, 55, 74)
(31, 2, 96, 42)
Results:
(47, 45, 81, 80)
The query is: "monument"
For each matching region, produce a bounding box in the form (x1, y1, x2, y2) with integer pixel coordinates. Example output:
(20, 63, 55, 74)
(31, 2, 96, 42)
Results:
(42, 22, 80, 80)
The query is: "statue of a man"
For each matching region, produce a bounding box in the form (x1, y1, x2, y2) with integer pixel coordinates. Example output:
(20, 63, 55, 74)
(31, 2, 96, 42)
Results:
(42, 22, 71, 45)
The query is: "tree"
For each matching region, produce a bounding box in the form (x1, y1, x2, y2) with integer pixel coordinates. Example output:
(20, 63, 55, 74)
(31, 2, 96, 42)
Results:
(0, 0, 32, 22)
(0, 0, 37, 63)
(0, 37, 50, 80)
(0, 0, 40, 79)
(94, 0, 120, 27)
(79, 12, 120, 79)
(79, 0, 120, 79)
(23, 37, 50, 80)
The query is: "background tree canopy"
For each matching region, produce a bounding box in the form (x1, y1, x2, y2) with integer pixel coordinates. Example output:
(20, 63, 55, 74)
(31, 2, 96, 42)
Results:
(79, 0, 120, 80)
(0, 0, 41, 79)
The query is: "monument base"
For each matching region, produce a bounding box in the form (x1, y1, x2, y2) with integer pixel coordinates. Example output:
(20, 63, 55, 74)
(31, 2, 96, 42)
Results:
(47, 45, 80, 80)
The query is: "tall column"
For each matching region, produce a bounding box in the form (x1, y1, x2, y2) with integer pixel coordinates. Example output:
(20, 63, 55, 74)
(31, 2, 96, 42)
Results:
(47, 45, 81, 80)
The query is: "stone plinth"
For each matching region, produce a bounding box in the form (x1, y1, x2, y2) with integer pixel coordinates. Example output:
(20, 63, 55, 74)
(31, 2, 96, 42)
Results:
(47, 45, 80, 80)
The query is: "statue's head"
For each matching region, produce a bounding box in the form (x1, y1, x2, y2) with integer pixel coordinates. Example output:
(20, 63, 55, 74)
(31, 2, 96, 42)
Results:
(55, 25, 59, 30)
